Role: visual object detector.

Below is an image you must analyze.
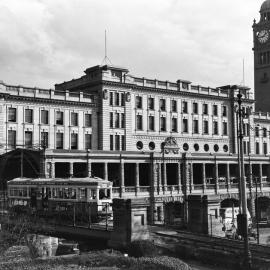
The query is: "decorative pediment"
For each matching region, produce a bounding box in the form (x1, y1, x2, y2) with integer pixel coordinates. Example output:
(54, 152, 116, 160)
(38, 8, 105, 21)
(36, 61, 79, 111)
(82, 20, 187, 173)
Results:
(162, 136, 179, 154)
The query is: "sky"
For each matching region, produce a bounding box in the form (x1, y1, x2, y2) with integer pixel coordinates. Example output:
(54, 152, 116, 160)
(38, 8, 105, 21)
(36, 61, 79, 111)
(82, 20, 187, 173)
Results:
(0, 0, 263, 89)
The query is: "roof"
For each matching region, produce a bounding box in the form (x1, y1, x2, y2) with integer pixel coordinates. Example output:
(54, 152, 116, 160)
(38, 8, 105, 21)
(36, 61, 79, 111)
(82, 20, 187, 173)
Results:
(7, 177, 112, 186)
(260, 0, 270, 12)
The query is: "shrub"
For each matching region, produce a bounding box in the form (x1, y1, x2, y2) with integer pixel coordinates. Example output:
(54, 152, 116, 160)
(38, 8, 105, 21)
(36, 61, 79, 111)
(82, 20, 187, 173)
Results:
(127, 240, 158, 258)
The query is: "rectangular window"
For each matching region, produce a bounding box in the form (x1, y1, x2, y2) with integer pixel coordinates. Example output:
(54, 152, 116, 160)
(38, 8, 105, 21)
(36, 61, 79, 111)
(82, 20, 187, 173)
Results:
(115, 113, 120, 128)
(136, 96, 142, 109)
(115, 92, 120, 106)
(56, 111, 63, 125)
(203, 120, 209, 134)
(182, 118, 188, 133)
(85, 114, 92, 127)
(121, 93, 125, 106)
(213, 105, 218, 116)
(41, 132, 48, 148)
(160, 117, 166, 131)
(222, 106, 227, 117)
(110, 112, 113, 128)
(223, 122, 228, 135)
(193, 119, 199, 134)
(148, 97, 154, 110)
(85, 134, 92, 149)
(160, 99, 166, 111)
(203, 104, 208, 115)
(121, 113, 125, 128)
(171, 118, 177, 132)
(70, 112, 78, 126)
(8, 108, 16, 122)
(56, 133, 63, 149)
(110, 135, 113, 150)
(136, 115, 143, 130)
(25, 131, 32, 148)
(264, 142, 268, 155)
(109, 92, 113, 106)
(182, 101, 188, 113)
(193, 103, 198, 114)
(256, 142, 260, 155)
(255, 127, 259, 137)
(41, 110, 49, 125)
(115, 135, 120, 150)
(213, 121, 218, 135)
(8, 130, 16, 149)
(171, 100, 177, 112)
(121, 135, 126, 150)
(149, 115, 155, 131)
(25, 109, 33, 123)
(71, 133, 78, 149)
(263, 128, 267, 137)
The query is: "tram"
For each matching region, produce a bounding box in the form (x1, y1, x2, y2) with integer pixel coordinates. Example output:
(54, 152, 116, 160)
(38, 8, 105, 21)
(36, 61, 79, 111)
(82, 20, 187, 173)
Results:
(7, 177, 113, 222)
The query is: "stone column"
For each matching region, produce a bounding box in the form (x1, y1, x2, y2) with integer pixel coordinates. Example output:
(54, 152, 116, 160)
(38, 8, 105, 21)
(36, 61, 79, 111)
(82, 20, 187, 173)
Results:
(87, 159, 92, 177)
(226, 163, 230, 191)
(158, 163, 162, 194)
(152, 162, 158, 193)
(163, 162, 167, 192)
(215, 163, 219, 194)
(120, 159, 125, 196)
(135, 163, 140, 194)
(259, 163, 263, 190)
(190, 163, 194, 192)
(104, 162, 108, 180)
(51, 161, 55, 178)
(69, 162, 73, 178)
(177, 162, 182, 193)
(202, 163, 206, 192)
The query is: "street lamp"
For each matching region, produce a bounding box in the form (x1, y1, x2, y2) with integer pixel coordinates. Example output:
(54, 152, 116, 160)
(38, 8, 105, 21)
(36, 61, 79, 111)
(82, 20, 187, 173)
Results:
(236, 89, 252, 269)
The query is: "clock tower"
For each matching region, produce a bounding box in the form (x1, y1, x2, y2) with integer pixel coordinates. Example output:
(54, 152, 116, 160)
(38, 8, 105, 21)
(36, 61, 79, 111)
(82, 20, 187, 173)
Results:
(253, 0, 270, 112)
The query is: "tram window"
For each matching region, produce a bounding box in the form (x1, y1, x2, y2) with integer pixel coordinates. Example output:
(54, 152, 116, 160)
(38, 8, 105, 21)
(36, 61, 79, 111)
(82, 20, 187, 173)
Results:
(90, 190, 96, 200)
(79, 188, 87, 199)
(59, 188, 63, 199)
(99, 189, 106, 199)
(99, 189, 110, 199)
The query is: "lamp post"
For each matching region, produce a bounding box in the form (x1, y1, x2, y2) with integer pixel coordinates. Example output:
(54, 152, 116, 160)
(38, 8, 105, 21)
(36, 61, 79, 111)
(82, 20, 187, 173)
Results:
(237, 91, 252, 269)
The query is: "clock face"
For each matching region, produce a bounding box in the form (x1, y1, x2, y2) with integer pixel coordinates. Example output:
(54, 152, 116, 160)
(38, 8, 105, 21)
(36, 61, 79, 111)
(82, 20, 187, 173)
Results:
(257, 30, 270, 43)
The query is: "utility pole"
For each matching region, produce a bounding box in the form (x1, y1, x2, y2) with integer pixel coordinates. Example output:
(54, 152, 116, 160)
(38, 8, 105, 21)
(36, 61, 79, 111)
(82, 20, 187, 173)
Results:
(237, 91, 252, 269)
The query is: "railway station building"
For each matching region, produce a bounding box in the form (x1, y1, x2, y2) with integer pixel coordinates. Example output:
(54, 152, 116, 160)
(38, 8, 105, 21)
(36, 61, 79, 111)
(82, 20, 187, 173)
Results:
(1, 0, 270, 228)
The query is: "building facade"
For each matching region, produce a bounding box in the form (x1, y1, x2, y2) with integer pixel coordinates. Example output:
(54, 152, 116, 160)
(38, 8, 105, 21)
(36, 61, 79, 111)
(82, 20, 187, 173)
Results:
(1, 0, 270, 226)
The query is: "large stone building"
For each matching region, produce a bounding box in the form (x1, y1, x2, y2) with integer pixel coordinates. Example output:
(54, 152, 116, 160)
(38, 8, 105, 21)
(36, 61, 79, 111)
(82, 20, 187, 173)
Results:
(1, 0, 270, 227)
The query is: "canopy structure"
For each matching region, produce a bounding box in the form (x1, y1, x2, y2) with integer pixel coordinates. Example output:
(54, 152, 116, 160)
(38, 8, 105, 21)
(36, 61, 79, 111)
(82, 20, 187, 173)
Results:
(0, 148, 42, 190)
